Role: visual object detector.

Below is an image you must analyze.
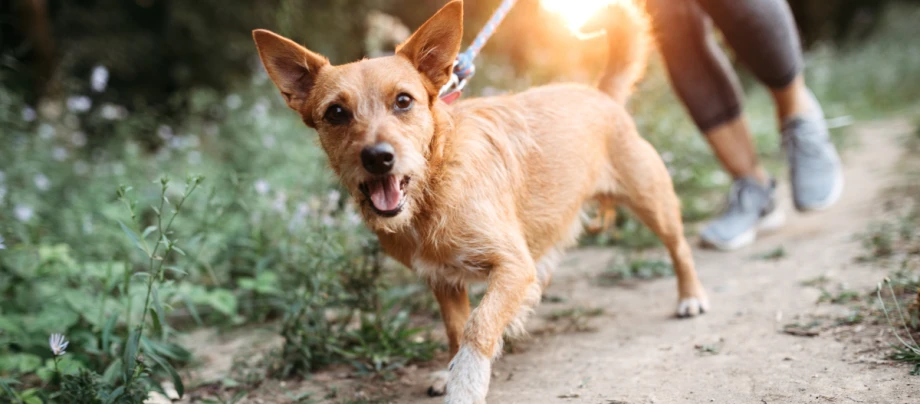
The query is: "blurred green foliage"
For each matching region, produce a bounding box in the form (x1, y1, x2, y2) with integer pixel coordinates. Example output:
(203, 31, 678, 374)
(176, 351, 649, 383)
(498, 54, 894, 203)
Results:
(0, 0, 900, 127)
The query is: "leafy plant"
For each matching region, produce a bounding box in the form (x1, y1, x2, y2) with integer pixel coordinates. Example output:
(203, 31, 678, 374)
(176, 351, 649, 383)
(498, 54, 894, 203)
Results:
(877, 279, 920, 375)
(597, 258, 673, 286)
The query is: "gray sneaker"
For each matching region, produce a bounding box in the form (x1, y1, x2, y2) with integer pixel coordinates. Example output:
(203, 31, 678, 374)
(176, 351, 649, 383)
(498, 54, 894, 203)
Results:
(700, 177, 785, 251)
(782, 94, 844, 212)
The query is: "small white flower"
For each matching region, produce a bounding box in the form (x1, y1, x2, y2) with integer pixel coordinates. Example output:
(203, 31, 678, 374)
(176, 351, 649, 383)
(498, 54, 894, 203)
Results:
(288, 202, 310, 232)
(66, 96, 92, 113)
(185, 135, 200, 149)
(73, 160, 90, 176)
(204, 124, 219, 137)
(15, 205, 34, 222)
(71, 131, 87, 147)
(327, 190, 341, 208)
(38, 123, 56, 140)
(21, 107, 37, 122)
(250, 97, 270, 120)
(272, 191, 288, 214)
(82, 215, 94, 234)
(34, 173, 51, 191)
(53, 147, 68, 161)
(660, 151, 674, 163)
(252, 69, 268, 85)
(254, 179, 270, 195)
(49, 333, 69, 356)
(91, 65, 109, 92)
(295, 202, 310, 216)
(708, 171, 730, 186)
(187, 151, 202, 165)
(100, 104, 127, 120)
(0, 172, 6, 205)
(157, 125, 174, 140)
(345, 205, 362, 225)
(156, 148, 173, 162)
(224, 94, 242, 110)
(261, 134, 275, 149)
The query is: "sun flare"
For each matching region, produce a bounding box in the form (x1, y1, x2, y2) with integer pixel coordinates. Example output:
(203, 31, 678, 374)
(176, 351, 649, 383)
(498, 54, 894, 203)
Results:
(539, 0, 620, 33)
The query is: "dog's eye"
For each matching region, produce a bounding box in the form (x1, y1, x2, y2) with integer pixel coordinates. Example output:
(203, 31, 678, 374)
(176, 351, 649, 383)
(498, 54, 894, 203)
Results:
(394, 93, 413, 112)
(323, 104, 352, 125)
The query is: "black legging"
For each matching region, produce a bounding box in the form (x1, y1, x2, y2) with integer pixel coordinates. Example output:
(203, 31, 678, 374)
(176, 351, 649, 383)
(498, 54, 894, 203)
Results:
(645, 0, 804, 132)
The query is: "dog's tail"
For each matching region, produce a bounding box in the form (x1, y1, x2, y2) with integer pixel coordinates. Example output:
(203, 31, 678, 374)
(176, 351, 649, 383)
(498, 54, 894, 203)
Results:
(596, 0, 651, 104)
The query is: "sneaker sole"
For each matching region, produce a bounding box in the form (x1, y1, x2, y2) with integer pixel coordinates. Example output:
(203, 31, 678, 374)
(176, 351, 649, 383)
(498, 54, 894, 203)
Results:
(700, 208, 786, 251)
(795, 164, 845, 213)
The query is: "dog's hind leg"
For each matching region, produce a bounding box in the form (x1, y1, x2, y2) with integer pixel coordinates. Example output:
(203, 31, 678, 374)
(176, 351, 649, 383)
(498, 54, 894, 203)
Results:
(584, 196, 618, 235)
(611, 134, 710, 317)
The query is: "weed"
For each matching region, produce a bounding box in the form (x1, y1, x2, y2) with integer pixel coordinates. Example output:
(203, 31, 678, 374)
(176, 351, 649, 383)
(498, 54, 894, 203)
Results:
(753, 246, 787, 261)
(546, 306, 605, 332)
(877, 279, 920, 374)
(800, 275, 830, 287)
(782, 320, 824, 337)
(835, 310, 866, 326)
(818, 288, 863, 304)
(861, 223, 895, 260)
(694, 339, 724, 356)
(597, 258, 672, 286)
(274, 241, 438, 379)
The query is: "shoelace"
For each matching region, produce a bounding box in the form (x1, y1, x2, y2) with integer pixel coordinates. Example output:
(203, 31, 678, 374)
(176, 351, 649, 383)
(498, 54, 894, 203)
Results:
(783, 119, 827, 159)
(724, 178, 765, 215)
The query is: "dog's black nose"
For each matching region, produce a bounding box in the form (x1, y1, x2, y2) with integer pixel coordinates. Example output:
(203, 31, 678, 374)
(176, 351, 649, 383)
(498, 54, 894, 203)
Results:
(361, 142, 395, 175)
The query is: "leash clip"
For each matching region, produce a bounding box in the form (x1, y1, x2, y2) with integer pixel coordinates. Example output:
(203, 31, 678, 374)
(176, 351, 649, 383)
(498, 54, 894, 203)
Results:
(438, 59, 473, 103)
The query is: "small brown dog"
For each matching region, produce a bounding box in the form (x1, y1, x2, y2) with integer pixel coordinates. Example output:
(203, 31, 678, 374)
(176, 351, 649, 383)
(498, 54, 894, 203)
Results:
(253, 1, 708, 402)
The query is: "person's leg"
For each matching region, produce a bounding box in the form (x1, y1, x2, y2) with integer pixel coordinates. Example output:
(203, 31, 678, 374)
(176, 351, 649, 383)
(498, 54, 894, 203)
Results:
(706, 119, 769, 184)
(646, 0, 781, 250)
(698, 0, 844, 211)
(645, 0, 767, 184)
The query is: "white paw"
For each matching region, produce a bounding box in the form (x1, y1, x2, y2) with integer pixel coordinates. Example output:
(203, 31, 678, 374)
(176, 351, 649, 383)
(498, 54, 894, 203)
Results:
(427, 369, 449, 397)
(677, 296, 710, 317)
(444, 346, 491, 404)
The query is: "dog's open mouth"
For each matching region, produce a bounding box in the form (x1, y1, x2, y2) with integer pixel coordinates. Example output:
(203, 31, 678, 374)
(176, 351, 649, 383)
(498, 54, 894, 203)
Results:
(359, 175, 410, 217)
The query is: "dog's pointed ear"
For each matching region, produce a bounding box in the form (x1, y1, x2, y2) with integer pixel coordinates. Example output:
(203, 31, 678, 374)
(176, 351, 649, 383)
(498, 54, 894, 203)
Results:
(252, 29, 328, 111)
(396, 1, 463, 94)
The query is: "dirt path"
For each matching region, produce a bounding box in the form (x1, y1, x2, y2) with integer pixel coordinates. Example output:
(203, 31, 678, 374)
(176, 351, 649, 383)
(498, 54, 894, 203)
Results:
(390, 118, 917, 404)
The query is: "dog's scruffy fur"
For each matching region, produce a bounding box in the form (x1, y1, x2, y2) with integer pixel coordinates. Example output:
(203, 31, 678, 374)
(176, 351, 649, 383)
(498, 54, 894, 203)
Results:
(253, 1, 708, 402)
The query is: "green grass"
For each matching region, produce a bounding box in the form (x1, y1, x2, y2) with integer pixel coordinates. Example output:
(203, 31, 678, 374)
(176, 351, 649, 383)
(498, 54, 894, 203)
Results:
(545, 306, 605, 333)
(597, 257, 673, 286)
(752, 246, 787, 261)
(817, 288, 863, 305)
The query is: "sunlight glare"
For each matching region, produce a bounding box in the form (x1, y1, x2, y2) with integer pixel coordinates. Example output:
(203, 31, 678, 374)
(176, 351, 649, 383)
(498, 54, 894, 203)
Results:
(539, 0, 620, 33)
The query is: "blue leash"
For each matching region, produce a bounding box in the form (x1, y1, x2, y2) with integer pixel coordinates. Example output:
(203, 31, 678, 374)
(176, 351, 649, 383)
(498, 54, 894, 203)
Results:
(439, 0, 519, 101)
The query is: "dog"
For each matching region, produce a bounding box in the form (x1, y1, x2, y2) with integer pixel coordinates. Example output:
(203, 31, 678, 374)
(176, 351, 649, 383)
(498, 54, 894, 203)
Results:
(253, 1, 708, 402)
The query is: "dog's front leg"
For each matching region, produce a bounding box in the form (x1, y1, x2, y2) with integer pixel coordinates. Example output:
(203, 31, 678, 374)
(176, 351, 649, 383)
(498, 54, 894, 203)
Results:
(428, 283, 470, 396)
(445, 251, 535, 404)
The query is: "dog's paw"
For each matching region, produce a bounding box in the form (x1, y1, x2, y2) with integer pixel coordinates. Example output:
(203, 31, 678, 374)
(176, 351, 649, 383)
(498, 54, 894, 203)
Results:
(427, 369, 449, 397)
(444, 346, 490, 404)
(676, 296, 710, 318)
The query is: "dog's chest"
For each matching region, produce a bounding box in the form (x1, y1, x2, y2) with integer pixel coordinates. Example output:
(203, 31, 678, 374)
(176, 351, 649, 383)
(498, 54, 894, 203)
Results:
(409, 236, 492, 285)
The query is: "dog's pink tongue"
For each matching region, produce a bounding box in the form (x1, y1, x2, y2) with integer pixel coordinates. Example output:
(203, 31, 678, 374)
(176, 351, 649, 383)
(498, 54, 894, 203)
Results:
(369, 176, 401, 211)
